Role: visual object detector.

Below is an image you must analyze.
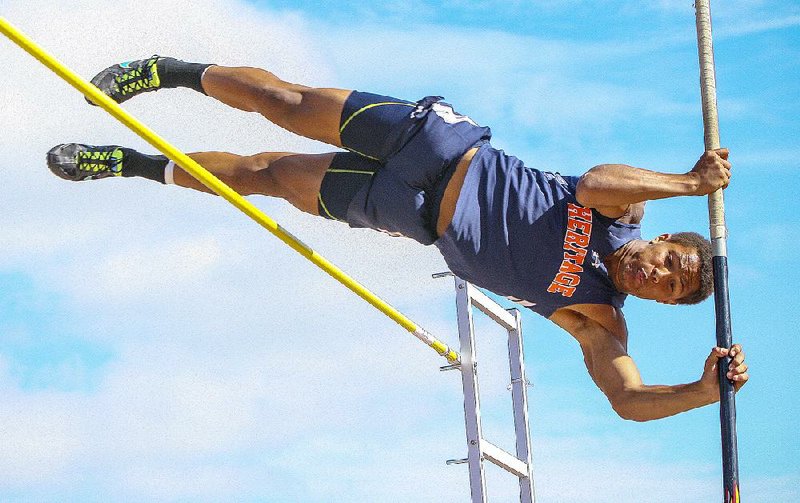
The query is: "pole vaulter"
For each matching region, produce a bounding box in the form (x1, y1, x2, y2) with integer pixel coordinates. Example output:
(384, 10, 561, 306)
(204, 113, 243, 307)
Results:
(0, 16, 461, 365)
(694, 2, 741, 502)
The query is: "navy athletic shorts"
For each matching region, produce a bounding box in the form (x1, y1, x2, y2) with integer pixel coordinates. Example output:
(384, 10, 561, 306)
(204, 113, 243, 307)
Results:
(317, 91, 492, 245)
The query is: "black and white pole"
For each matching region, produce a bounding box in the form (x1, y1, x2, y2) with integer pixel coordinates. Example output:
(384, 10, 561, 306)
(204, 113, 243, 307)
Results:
(694, 1, 740, 502)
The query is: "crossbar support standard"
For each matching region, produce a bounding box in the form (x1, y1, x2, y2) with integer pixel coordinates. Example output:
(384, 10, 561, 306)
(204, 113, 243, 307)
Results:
(449, 276, 535, 503)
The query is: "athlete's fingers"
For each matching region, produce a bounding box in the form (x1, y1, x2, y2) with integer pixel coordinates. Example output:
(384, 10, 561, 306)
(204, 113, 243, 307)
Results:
(727, 362, 748, 379)
(729, 344, 745, 365)
(713, 346, 729, 357)
(734, 372, 750, 391)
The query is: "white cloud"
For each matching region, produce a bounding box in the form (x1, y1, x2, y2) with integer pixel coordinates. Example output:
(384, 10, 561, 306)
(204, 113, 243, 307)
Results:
(720, 14, 800, 37)
(0, 359, 83, 486)
(75, 236, 224, 299)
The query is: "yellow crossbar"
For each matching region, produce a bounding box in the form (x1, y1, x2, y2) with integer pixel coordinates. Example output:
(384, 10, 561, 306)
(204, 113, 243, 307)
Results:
(0, 17, 460, 364)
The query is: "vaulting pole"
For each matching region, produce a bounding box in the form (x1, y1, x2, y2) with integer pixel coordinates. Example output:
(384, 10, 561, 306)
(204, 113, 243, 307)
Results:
(0, 16, 460, 364)
(693, 2, 740, 502)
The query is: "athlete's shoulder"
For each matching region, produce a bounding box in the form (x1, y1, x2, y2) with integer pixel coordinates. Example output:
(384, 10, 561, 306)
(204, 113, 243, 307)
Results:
(549, 303, 628, 343)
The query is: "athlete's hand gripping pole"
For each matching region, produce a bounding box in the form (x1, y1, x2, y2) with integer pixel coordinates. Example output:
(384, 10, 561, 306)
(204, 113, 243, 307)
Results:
(694, 2, 740, 502)
(0, 17, 460, 365)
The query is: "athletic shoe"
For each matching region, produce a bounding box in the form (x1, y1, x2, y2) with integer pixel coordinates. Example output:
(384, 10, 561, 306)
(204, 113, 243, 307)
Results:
(86, 55, 162, 105)
(47, 143, 124, 181)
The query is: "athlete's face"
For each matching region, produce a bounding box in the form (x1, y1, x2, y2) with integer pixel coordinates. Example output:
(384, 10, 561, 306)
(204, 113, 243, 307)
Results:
(615, 235, 701, 304)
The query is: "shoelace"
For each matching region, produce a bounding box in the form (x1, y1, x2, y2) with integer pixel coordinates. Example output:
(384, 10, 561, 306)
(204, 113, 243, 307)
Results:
(115, 57, 159, 95)
(77, 150, 122, 174)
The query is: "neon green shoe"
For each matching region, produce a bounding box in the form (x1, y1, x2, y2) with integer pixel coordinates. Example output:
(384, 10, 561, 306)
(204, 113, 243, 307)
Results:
(86, 55, 162, 105)
(47, 143, 124, 181)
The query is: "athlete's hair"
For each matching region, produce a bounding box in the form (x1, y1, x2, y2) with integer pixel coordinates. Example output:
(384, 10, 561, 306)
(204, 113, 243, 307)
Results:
(668, 232, 714, 305)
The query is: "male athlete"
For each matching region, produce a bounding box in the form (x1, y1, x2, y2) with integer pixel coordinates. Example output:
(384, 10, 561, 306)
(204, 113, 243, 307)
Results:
(47, 56, 748, 421)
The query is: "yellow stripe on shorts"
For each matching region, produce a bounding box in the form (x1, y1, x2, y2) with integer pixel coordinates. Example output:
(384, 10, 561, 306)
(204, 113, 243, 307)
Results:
(317, 193, 342, 221)
(339, 101, 415, 134)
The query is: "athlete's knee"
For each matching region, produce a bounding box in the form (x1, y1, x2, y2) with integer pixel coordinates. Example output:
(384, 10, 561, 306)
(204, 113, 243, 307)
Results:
(247, 72, 306, 113)
(231, 153, 286, 197)
(255, 85, 303, 108)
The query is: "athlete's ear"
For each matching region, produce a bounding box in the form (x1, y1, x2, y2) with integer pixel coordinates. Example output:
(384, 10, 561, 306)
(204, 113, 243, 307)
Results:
(651, 233, 672, 244)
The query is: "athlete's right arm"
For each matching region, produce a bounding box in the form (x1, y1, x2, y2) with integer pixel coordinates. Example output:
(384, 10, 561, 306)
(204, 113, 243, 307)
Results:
(548, 305, 730, 422)
(575, 149, 731, 218)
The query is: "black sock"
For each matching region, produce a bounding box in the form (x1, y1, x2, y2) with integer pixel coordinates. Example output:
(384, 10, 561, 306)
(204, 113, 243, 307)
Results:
(156, 58, 213, 94)
(121, 148, 168, 183)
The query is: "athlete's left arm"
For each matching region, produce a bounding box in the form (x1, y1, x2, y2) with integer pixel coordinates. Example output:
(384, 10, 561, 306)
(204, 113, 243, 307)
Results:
(549, 304, 749, 422)
(575, 149, 731, 218)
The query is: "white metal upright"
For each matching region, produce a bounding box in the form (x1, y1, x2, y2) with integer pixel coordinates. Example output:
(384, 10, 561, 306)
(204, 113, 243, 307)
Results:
(442, 275, 535, 502)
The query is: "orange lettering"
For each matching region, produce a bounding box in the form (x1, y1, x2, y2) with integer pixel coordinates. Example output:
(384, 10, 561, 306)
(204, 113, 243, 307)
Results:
(568, 204, 592, 221)
(559, 260, 583, 274)
(548, 283, 576, 297)
(568, 218, 592, 235)
(547, 203, 594, 299)
(564, 244, 587, 262)
(565, 230, 589, 248)
(555, 272, 581, 286)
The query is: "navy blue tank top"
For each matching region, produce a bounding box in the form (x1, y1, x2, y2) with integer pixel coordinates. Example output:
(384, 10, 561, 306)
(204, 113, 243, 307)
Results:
(435, 144, 642, 317)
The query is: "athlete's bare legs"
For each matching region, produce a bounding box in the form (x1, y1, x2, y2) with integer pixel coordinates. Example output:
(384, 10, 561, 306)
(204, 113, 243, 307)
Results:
(50, 59, 357, 219)
(201, 66, 352, 147)
(172, 65, 357, 212)
(175, 150, 334, 215)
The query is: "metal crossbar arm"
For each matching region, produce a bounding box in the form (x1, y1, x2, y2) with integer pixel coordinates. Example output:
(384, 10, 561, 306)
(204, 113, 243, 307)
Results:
(0, 16, 460, 365)
(481, 441, 529, 478)
(693, 2, 740, 502)
(463, 286, 517, 330)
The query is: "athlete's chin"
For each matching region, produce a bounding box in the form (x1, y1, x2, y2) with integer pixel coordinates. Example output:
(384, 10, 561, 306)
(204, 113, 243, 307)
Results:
(629, 291, 669, 303)
(626, 288, 654, 301)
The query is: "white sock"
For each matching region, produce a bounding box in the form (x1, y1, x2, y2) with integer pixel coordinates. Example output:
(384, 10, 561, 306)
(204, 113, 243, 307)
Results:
(164, 161, 176, 185)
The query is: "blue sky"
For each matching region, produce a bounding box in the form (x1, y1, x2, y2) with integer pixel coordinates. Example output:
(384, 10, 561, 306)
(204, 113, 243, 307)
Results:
(0, 0, 798, 501)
